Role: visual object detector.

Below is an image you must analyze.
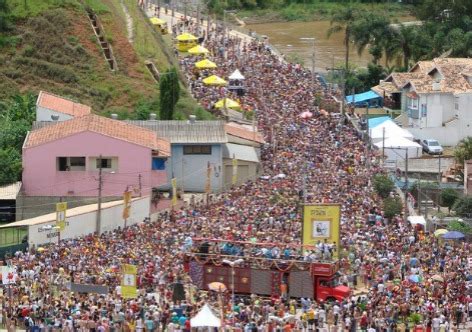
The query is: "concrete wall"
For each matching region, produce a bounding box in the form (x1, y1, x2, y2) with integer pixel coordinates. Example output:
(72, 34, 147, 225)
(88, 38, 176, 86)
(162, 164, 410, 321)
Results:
(22, 131, 167, 197)
(36, 106, 73, 122)
(15, 195, 119, 221)
(408, 126, 460, 146)
(164, 144, 223, 193)
(27, 197, 150, 246)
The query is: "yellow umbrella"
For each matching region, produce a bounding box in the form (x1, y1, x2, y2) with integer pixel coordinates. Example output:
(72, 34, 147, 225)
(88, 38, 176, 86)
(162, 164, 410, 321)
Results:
(434, 229, 448, 237)
(176, 33, 198, 41)
(214, 98, 241, 110)
(195, 59, 217, 69)
(203, 75, 227, 86)
(37, 247, 46, 253)
(208, 281, 227, 292)
(188, 45, 209, 55)
(150, 17, 166, 25)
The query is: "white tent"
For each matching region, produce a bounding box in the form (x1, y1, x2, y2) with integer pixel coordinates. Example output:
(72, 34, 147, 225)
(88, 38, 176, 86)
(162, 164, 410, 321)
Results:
(228, 69, 245, 80)
(370, 120, 414, 143)
(374, 136, 422, 161)
(407, 216, 426, 227)
(190, 304, 221, 328)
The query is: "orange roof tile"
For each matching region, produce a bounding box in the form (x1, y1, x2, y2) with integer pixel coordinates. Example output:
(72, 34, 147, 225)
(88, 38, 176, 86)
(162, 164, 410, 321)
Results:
(37, 91, 92, 117)
(225, 123, 265, 144)
(24, 114, 170, 156)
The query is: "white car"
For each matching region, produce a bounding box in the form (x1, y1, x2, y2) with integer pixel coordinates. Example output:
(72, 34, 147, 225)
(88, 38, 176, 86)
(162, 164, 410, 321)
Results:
(421, 139, 443, 155)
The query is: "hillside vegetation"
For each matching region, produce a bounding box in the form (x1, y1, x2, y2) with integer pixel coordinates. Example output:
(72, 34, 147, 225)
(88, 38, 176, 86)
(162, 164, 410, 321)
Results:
(0, 0, 204, 118)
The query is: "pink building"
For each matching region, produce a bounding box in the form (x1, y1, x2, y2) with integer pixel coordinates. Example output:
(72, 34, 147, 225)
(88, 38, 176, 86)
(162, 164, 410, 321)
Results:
(22, 114, 170, 198)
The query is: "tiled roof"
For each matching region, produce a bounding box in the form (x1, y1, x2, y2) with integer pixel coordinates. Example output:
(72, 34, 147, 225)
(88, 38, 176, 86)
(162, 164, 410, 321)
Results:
(0, 182, 21, 200)
(371, 81, 400, 96)
(409, 60, 435, 74)
(37, 91, 92, 117)
(126, 120, 228, 144)
(225, 122, 265, 144)
(25, 114, 170, 156)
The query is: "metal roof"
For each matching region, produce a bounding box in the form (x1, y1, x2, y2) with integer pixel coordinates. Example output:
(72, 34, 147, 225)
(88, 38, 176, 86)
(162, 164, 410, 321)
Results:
(223, 143, 259, 163)
(126, 120, 228, 144)
(0, 182, 21, 200)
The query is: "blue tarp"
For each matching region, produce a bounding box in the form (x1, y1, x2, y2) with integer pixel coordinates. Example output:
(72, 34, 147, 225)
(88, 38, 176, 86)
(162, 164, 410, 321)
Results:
(368, 116, 391, 128)
(345, 90, 383, 107)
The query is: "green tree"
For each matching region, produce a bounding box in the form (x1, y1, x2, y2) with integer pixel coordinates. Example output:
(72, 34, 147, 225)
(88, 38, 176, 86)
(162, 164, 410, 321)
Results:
(454, 136, 472, 167)
(387, 25, 417, 70)
(440, 188, 460, 213)
(373, 174, 395, 199)
(447, 219, 472, 234)
(327, 7, 359, 73)
(383, 196, 403, 219)
(159, 67, 180, 120)
(452, 196, 472, 218)
(0, 148, 22, 185)
(0, 0, 11, 32)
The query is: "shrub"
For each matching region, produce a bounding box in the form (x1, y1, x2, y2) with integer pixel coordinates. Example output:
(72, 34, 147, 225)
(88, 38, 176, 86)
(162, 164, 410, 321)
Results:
(383, 196, 403, 219)
(373, 174, 395, 198)
(440, 188, 460, 212)
(447, 219, 472, 234)
(452, 196, 472, 218)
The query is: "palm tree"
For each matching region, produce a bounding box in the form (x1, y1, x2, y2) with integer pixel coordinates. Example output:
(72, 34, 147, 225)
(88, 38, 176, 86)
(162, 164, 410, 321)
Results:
(327, 7, 359, 73)
(454, 136, 472, 167)
(387, 24, 417, 70)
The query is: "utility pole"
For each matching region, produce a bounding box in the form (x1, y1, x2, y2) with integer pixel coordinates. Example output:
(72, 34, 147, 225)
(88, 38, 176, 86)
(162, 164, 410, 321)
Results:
(382, 126, 385, 161)
(365, 104, 370, 170)
(437, 155, 441, 212)
(405, 149, 409, 220)
(138, 173, 142, 197)
(96, 155, 103, 235)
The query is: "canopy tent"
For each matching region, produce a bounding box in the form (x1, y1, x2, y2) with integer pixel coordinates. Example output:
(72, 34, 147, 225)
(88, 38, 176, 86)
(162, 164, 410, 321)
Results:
(345, 90, 383, 108)
(203, 75, 227, 86)
(176, 33, 198, 41)
(175, 33, 198, 52)
(150, 17, 166, 25)
(190, 304, 221, 328)
(195, 59, 217, 69)
(374, 136, 422, 161)
(370, 120, 414, 143)
(188, 45, 210, 55)
(229, 69, 245, 80)
(368, 116, 391, 129)
(214, 98, 241, 110)
(407, 216, 426, 227)
(442, 231, 465, 240)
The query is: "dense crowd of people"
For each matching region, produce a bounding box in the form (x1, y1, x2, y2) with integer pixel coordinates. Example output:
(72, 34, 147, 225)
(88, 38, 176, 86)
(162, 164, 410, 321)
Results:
(1, 4, 471, 332)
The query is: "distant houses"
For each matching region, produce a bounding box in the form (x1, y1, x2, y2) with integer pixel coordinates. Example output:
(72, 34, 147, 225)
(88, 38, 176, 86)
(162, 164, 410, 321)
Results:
(373, 58, 472, 146)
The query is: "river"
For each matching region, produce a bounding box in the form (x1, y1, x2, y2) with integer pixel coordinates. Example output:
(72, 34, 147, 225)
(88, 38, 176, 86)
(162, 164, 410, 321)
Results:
(246, 17, 414, 73)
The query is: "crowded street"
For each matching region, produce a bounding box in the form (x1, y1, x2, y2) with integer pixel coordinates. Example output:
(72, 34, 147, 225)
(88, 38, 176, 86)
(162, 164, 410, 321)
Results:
(1, 6, 471, 332)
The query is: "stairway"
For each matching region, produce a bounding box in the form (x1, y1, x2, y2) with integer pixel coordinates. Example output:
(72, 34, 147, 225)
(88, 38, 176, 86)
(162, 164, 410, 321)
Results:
(86, 9, 118, 71)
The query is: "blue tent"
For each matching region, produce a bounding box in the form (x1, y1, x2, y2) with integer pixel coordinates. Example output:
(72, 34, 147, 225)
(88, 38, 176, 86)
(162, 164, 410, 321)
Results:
(345, 90, 383, 107)
(368, 116, 390, 128)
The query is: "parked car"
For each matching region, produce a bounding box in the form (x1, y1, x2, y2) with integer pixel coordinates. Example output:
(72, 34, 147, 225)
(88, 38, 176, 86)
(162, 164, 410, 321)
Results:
(420, 139, 443, 155)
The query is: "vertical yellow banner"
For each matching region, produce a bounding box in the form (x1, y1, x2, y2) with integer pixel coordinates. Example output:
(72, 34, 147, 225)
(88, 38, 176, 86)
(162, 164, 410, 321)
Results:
(122, 191, 132, 220)
(205, 163, 212, 193)
(171, 178, 177, 206)
(56, 202, 67, 231)
(302, 204, 341, 258)
(121, 264, 137, 299)
(231, 156, 238, 185)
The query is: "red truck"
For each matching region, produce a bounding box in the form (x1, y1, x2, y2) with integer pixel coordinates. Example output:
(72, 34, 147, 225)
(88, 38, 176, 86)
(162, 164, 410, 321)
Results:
(184, 240, 351, 303)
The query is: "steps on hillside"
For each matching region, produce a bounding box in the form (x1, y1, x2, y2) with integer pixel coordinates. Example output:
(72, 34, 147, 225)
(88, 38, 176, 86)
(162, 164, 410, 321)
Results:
(145, 60, 160, 82)
(86, 9, 118, 71)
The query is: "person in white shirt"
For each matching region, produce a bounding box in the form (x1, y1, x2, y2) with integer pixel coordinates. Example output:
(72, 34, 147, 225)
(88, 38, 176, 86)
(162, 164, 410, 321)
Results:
(432, 316, 441, 332)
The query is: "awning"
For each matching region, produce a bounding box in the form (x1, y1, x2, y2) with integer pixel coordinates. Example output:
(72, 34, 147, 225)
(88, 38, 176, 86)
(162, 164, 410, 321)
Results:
(203, 75, 227, 86)
(345, 90, 382, 104)
(176, 33, 198, 41)
(407, 216, 426, 226)
(150, 17, 166, 25)
(229, 69, 245, 80)
(368, 116, 391, 128)
(214, 98, 240, 110)
(190, 304, 221, 327)
(223, 143, 259, 163)
(188, 45, 209, 55)
(195, 59, 217, 69)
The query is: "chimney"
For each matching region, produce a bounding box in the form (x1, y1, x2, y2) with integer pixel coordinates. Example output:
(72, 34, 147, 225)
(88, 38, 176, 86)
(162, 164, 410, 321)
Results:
(111, 113, 118, 119)
(189, 115, 196, 124)
(149, 113, 157, 120)
(432, 79, 441, 91)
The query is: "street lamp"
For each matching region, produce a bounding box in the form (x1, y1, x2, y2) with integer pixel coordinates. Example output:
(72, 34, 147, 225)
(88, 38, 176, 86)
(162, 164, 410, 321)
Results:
(300, 37, 316, 85)
(222, 258, 244, 326)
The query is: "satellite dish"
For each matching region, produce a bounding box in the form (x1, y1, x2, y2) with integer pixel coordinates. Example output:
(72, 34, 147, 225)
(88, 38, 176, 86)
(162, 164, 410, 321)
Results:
(51, 115, 60, 121)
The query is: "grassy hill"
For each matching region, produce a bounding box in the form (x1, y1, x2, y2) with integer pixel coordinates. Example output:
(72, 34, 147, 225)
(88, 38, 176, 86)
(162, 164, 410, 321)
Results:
(1, 0, 205, 118)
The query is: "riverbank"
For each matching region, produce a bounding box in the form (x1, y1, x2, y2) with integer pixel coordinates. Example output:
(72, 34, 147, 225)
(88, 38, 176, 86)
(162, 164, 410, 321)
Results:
(236, 2, 414, 24)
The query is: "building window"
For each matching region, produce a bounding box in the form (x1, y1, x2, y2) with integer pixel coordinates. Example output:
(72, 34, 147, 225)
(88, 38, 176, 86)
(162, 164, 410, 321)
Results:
(57, 157, 86, 171)
(96, 158, 112, 169)
(183, 145, 212, 155)
(152, 158, 166, 170)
